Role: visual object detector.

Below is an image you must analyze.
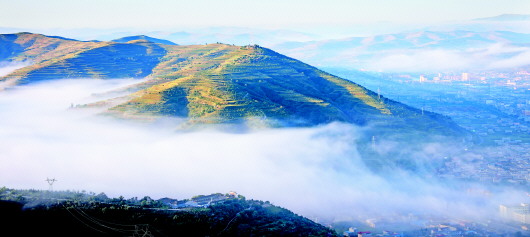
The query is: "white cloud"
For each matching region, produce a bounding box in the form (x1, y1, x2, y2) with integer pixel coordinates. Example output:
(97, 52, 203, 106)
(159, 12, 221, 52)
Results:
(0, 79, 526, 224)
(368, 49, 474, 72)
(0, 61, 31, 77)
(280, 42, 530, 72)
(488, 48, 530, 68)
(362, 44, 530, 72)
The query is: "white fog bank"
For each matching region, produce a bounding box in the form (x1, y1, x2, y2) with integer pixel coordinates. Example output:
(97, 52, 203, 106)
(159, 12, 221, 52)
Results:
(0, 79, 527, 223)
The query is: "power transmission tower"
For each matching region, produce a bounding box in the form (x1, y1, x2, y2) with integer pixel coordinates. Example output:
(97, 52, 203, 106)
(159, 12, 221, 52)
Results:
(46, 178, 57, 191)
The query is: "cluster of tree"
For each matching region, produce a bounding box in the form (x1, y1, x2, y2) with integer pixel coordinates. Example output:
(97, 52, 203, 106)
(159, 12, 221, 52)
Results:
(0, 187, 167, 208)
(0, 187, 338, 236)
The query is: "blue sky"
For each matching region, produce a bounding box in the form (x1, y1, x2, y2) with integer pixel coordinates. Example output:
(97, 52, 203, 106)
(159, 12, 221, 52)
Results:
(1, 0, 529, 30)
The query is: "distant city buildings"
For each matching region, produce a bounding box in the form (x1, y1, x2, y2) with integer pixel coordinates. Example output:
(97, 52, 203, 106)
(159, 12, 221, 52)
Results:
(462, 72, 469, 81)
(500, 203, 530, 224)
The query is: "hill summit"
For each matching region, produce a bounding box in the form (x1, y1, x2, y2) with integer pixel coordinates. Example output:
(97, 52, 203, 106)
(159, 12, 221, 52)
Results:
(112, 35, 177, 45)
(0, 32, 464, 135)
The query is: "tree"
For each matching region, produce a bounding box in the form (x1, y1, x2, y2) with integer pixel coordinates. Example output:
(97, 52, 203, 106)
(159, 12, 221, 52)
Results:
(94, 192, 109, 202)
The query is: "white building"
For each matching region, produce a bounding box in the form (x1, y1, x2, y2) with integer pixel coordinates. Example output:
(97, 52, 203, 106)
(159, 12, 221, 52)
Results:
(462, 72, 469, 81)
(500, 203, 530, 224)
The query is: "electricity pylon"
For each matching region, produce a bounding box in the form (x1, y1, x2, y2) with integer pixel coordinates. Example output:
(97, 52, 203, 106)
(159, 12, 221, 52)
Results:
(46, 178, 57, 191)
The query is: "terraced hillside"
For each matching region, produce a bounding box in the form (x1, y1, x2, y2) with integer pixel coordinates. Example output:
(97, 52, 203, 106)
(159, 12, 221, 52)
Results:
(0, 33, 464, 135)
(0, 33, 166, 84)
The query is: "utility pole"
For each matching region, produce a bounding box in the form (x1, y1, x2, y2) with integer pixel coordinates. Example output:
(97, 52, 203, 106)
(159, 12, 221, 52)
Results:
(46, 178, 57, 191)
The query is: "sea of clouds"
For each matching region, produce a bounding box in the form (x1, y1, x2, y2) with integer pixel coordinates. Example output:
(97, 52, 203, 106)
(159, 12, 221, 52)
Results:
(0, 75, 527, 224)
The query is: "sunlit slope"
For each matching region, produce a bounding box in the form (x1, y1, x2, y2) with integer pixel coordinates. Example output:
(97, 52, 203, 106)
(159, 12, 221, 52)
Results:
(0, 32, 102, 63)
(0, 33, 166, 84)
(0, 33, 464, 134)
(111, 45, 463, 134)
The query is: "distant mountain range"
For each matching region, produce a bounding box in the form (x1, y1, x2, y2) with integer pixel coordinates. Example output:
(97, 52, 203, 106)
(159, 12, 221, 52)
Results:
(0, 32, 464, 135)
(1, 14, 529, 47)
(271, 30, 530, 71)
(473, 14, 530, 21)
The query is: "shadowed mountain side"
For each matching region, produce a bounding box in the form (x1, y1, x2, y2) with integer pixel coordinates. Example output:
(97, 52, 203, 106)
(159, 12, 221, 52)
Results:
(0, 32, 104, 63)
(16, 42, 167, 84)
(0, 33, 167, 84)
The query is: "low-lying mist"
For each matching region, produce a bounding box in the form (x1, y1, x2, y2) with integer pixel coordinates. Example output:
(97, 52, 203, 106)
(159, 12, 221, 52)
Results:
(0, 78, 527, 226)
(367, 43, 530, 72)
(280, 43, 530, 73)
(0, 61, 31, 77)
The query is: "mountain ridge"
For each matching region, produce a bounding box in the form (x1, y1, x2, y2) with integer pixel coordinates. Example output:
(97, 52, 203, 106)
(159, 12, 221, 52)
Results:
(473, 14, 530, 21)
(271, 30, 530, 70)
(112, 35, 177, 45)
(0, 32, 465, 136)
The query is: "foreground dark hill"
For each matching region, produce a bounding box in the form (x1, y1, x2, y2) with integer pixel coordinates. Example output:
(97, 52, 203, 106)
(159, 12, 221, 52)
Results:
(0, 32, 464, 135)
(0, 188, 337, 237)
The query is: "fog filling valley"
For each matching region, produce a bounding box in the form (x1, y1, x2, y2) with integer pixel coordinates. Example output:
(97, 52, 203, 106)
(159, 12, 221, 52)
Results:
(0, 76, 528, 224)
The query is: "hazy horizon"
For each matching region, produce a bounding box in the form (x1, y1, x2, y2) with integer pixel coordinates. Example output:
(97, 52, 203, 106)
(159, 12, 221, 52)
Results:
(1, 0, 530, 41)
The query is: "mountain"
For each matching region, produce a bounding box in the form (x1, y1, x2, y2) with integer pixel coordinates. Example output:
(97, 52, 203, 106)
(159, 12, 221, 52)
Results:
(473, 14, 530, 21)
(271, 30, 530, 71)
(0, 32, 464, 135)
(112, 35, 177, 45)
(0, 188, 338, 236)
(143, 27, 317, 46)
(0, 32, 166, 85)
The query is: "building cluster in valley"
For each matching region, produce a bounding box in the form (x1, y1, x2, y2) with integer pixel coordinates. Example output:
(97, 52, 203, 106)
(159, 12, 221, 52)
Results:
(500, 203, 530, 225)
(415, 70, 530, 88)
(341, 215, 530, 237)
(436, 143, 530, 185)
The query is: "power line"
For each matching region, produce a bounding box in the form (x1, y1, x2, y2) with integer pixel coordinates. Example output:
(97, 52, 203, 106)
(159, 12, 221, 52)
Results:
(74, 207, 136, 228)
(63, 203, 161, 237)
(64, 205, 107, 234)
(220, 206, 253, 234)
(133, 224, 154, 237)
(71, 207, 132, 233)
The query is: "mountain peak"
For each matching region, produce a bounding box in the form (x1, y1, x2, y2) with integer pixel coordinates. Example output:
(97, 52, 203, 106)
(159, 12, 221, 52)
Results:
(112, 35, 177, 45)
(0, 33, 464, 136)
